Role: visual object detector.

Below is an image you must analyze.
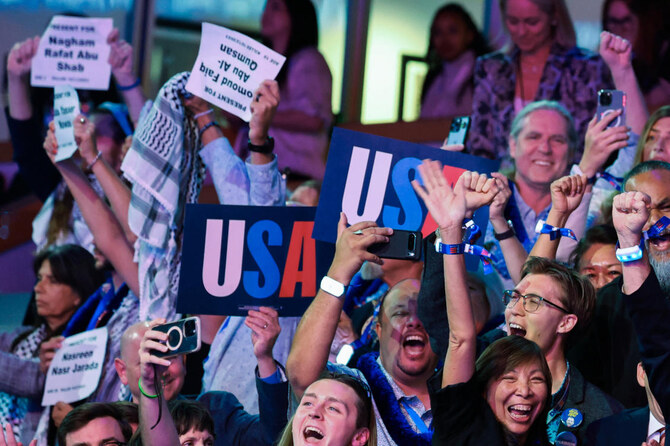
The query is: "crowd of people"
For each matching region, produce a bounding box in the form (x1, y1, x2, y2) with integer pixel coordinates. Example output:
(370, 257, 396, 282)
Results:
(1, 0, 670, 445)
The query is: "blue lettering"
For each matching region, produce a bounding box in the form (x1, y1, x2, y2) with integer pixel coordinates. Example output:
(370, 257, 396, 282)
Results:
(382, 157, 423, 229)
(244, 220, 282, 298)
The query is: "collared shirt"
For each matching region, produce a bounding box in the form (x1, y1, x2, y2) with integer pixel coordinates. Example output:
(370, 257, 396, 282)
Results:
(547, 362, 571, 444)
(376, 357, 433, 433)
(647, 411, 665, 443)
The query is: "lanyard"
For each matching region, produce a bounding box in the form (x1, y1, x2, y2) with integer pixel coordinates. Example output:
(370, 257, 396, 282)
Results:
(400, 399, 432, 434)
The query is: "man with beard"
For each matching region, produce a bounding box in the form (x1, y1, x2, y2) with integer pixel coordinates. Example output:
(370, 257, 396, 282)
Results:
(287, 214, 439, 446)
(569, 160, 670, 409)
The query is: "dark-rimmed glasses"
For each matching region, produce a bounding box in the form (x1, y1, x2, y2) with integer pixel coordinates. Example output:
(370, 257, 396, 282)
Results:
(502, 289, 569, 314)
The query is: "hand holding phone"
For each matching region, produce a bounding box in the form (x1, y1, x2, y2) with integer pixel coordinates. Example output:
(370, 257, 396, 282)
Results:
(597, 90, 626, 128)
(367, 230, 422, 260)
(443, 116, 471, 148)
(153, 316, 201, 358)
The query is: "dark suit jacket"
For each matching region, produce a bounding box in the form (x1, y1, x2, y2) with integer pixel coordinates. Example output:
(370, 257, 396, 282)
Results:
(585, 407, 649, 446)
(197, 373, 289, 446)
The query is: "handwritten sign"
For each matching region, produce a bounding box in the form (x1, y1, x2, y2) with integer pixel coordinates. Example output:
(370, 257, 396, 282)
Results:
(177, 205, 334, 316)
(312, 128, 500, 270)
(42, 327, 108, 406)
(185, 23, 285, 121)
(31, 16, 112, 90)
(53, 85, 81, 161)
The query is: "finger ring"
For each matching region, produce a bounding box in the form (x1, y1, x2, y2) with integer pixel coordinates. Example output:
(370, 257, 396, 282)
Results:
(79, 117, 86, 124)
(263, 324, 268, 329)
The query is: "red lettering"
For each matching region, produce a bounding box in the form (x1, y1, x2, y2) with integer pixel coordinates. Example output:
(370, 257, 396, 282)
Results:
(279, 221, 316, 297)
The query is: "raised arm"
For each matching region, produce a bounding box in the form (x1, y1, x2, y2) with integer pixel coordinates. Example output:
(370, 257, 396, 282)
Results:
(6, 36, 39, 120)
(44, 119, 139, 295)
(599, 31, 648, 134)
(286, 214, 391, 398)
(107, 28, 147, 125)
(489, 172, 527, 284)
(138, 319, 181, 446)
(529, 174, 587, 260)
(412, 163, 497, 388)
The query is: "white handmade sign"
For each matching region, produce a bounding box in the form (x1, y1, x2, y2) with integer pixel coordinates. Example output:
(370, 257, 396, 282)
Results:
(42, 327, 108, 406)
(53, 85, 80, 162)
(185, 23, 286, 121)
(31, 15, 113, 90)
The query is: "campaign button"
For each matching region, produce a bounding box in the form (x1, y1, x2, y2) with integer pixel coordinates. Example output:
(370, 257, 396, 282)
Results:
(560, 408, 583, 428)
(555, 431, 578, 446)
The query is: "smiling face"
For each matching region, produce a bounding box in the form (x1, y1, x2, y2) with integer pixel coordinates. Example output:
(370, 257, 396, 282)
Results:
(510, 108, 571, 190)
(503, 0, 554, 54)
(64, 416, 126, 446)
(431, 11, 474, 62)
(505, 274, 576, 355)
(642, 117, 670, 164)
(375, 279, 438, 383)
(578, 243, 622, 290)
(485, 360, 548, 440)
(34, 260, 81, 329)
(292, 379, 369, 446)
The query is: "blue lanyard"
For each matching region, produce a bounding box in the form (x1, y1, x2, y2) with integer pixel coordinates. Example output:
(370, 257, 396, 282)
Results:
(400, 399, 432, 434)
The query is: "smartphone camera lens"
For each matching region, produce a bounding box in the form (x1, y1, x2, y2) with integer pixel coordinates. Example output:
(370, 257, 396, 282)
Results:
(408, 234, 416, 251)
(599, 90, 612, 106)
(184, 319, 197, 337)
(167, 326, 183, 351)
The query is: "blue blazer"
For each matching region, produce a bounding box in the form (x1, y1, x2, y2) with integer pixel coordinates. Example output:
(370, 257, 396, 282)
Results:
(585, 407, 648, 446)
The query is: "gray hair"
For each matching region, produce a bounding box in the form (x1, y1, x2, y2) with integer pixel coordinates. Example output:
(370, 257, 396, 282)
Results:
(509, 100, 578, 155)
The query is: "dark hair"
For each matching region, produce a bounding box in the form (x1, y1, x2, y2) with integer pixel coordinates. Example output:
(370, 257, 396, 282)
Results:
(569, 224, 618, 270)
(633, 106, 670, 165)
(421, 3, 490, 103)
(623, 159, 670, 189)
(33, 244, 104, 306)
(168, 400, 216, 438)
(58, 402, 132, 446)
(272, 0, 319, 86)
(521, 257, 595, 346)
(91, 106, 131, 146)
(475, 336, 551, 443)
(114, 401, 139, 427)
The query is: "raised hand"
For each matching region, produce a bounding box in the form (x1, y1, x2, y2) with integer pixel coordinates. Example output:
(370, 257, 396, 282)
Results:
(489, 172, 511, 223)
(599, 31, 632, 74)
(550, 174, 587, 216)
(245, 306, 281, 362)
(6, 36, 39, 79)
(579, 114, 629, 178)
(612, 191, 650, 247)
(328, 214, 392, 285)
(51, 401, 74, 427)
(138, 319, 172, 395)
(411, 159, 466, 233)
(0, 422, 37, 446)
(107, 28, 136, 86)
(73, 114, 100, 168)
(460, 171, 499, 217)
(43, 121, 59, 164)
(249, 80, 280, 146)
(39, 336, 64, 374)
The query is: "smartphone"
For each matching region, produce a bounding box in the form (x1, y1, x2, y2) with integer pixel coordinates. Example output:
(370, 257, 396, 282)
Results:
(597, 89, 626, 128)
(367, 230, 422, 260)
(444, 116, 471, 147)
(153, 316, 201, 358)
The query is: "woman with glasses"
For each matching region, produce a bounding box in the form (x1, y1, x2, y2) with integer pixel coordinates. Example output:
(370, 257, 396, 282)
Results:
(412, 162, 622, 444)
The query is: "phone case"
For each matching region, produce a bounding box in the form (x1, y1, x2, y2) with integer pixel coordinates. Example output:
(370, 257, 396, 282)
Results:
(367, 230, 422, 260)
(154, 316, 202, 358)
(597, 90, 626, 129)
(445, 116, 471, 146)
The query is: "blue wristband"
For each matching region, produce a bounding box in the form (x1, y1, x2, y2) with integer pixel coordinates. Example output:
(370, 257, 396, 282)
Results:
(535, 220, 578, 241)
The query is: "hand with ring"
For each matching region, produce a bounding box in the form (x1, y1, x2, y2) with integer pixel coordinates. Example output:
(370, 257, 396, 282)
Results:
(245, 306, 281, 378)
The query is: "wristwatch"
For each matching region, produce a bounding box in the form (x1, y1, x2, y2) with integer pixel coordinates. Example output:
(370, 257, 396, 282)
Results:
(320, 276, 346, 298)
(247, 136, 275, 154)
(494, 220, 516, 241)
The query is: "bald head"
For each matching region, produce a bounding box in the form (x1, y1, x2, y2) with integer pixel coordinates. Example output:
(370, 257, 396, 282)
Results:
(120, 321, 151, 363)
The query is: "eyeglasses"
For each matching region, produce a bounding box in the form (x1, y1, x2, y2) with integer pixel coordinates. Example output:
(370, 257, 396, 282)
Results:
(502, 290, 569, 314)
(606, 16, 634, 28)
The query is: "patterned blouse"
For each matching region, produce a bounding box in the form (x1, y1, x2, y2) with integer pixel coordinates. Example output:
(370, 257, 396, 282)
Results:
(467, 43, 614, 162)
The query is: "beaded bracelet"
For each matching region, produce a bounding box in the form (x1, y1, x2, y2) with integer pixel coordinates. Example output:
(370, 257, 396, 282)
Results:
(86, 152, 102, 170)
(138, 378, 158, 398)
(198, 121, 220, 138)
(194, 109, 214, 120)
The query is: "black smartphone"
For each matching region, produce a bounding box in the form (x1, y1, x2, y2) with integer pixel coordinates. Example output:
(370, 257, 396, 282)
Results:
(153, 316, 201, 358)
(368, 230, 422, 260)
(444, 116, 471, 147)
(597, 89, 626, 128)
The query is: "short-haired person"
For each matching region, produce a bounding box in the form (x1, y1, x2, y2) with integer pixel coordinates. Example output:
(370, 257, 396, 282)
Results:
(135, 315, 288, 446)
(412, 163, 622, 443)
(569, 224, 622, 290)
(169, 400, 216, 446)
(57, 403, 132, 446)
(287, 215, 438, 445)
(569, 160, 670, 409)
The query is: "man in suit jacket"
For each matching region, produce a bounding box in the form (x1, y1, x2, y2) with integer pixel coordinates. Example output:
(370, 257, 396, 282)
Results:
(586, 363, 665, 445)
